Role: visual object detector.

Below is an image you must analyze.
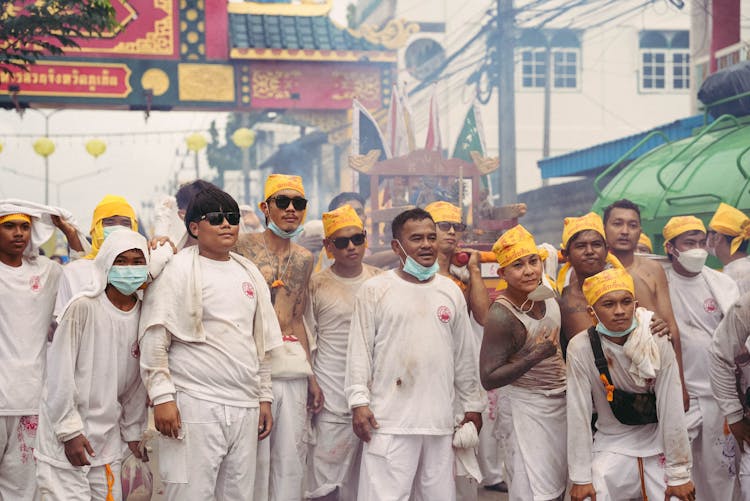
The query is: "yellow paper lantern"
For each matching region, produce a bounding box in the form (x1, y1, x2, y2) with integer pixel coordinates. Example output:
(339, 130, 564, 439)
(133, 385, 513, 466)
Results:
(186, 133, 208, 152)
(231, 127, 256, 149)
(85, 138, 106, 158)
(33, 137, 55, 157)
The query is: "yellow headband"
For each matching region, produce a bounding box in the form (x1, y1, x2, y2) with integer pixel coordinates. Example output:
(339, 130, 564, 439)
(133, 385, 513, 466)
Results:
(492, 224, 539, 268)
(582, 267, 635, 306)
(86, 195, 137, 259)
(662, 215, 705, 244)
(709, 203, 750, 255)
(0, 213, 31, 224)
(323, 204, 363, 238)
(562, 212, 605, 249)
(261, 174, 305, 209)
(638, 233, 653, 252)
(425, 201, 461, 223)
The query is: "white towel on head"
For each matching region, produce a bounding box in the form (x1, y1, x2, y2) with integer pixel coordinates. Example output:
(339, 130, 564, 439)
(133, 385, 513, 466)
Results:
(623, 307, 659, 386)
(453, 419, 482, 483)
(0, 198, 90, 257)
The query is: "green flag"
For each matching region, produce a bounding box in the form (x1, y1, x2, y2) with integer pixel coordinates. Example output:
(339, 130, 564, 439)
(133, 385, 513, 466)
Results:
(452, 104, 491, 189)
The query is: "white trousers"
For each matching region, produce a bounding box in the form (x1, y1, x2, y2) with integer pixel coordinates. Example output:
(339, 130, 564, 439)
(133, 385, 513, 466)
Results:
(0, 415, 39, 501)
(159, 392, 259, 501)
(477, 388, 505, 486)
(358, 434, 455, 501)
(305, 411, 361, 499)
(684, 395, 740, 500)
(591, 451, 665, 501)
(254, 378, 308, 501)
(37, 460, 121, 501)
(740, 450, 750, 500)
(505, 387, 566, 501)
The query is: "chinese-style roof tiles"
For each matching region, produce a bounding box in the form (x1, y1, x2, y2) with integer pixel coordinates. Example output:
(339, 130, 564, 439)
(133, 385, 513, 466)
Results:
(229, 14, 389, 52)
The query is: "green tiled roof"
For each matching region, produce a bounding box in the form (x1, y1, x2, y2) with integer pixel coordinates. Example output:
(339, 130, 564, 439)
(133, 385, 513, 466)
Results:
(229, 14, 389, 52)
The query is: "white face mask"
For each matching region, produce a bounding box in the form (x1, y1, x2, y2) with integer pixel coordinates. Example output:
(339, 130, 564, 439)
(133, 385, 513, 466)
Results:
(527, 275, 556, 301)
(674, 248, 708, 273)
(705, 233, 718, 257)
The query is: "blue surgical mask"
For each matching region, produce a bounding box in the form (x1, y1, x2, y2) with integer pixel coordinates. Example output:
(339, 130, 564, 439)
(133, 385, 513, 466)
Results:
(268, 221, 303, 239)
(108, 265, 148, 295)
(397, 241, 439, 282)
(595, 315, 638, 338)
(103, 225, 127, 240)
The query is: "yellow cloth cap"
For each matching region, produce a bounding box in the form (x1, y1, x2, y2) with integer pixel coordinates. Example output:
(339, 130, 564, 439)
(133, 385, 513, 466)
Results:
(322, 204, 363, 238)
(262, 174, 305, 207)
(492, 224, 539, 268)
(0, 213, 31, 224)
(582, 267, 635, 306)
(87, 195, 137, 259)
(425, 201, 461, 223)
(638, 233, 653, 252)
(662, 215, 705, 243)
(709, 203, 750, 255)
(562, 212, 605, 249)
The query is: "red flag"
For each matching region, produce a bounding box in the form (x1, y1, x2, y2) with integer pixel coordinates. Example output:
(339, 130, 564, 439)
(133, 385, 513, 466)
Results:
(424, 84, 442, 152)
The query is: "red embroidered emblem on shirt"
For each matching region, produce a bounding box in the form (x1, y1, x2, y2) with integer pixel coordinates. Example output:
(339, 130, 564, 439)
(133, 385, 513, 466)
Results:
(131, 341, 140, 359)
(242, 282, 255, 299)
(437, 305, 451, 323)
(705, 298, 717, 313)
(29, 276, 41, 292)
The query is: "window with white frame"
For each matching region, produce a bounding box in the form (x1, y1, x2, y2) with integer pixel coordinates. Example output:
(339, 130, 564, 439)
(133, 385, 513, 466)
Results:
(639, 30, 690, 92)
(518, 29, 581, 91)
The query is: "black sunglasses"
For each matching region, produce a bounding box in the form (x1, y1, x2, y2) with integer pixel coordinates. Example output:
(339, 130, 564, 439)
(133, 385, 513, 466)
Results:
(332, 233, 366, 249)
(269, 196, 308, 211)
(199, 211, 240, 226)
(437, 222, 467, 232)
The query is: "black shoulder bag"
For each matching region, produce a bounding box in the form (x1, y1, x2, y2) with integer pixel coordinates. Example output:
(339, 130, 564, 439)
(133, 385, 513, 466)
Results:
(587, 327, 659, 426)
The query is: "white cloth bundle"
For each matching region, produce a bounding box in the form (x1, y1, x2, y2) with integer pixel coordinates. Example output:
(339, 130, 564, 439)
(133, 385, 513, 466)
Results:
(623, 307, 659, 386)
(453, 420, 482, 483)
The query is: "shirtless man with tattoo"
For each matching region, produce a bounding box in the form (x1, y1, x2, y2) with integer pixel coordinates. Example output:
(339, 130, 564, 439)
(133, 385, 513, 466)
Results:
(603, 199, 687, 406)
(234, 174, 323, 501)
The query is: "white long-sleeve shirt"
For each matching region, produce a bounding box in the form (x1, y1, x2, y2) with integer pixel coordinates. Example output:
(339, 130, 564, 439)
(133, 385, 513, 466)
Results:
(307, 265, 382, 418)
(345, 270, 486, 435)
(710, 293, 750, 425)
(36, 294, 148, 469)
(724, 257, 750, 295)
(0, 256, 61, 416)
(566, 330, 691, 486)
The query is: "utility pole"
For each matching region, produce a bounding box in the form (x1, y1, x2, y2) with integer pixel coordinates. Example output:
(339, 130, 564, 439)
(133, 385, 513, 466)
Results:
(497, 0, 517, 204)
(542, 43, 551, 187)
(241, 113, 251, 205)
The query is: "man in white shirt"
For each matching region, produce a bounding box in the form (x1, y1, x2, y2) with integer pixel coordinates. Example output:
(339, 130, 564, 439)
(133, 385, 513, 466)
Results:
(567, 267, 694, 501)
(345, 208, 486, 501)
(36, 229, 150, 501)
(140, 186, 282, 500)
(305, 204, 381, 501)
(708, 202, 750, 294)
(663, 215, 741, 499)
(710, 292, 750, 497)
(0, 203, 66, 501)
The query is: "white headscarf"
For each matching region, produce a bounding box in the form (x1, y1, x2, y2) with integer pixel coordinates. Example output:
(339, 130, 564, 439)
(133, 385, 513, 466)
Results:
(59, 229, 149, 317)
(0, 198, 90, 258)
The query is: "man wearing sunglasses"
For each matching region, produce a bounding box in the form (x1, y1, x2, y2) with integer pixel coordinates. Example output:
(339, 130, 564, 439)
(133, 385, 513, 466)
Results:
(305, 204, 381, 501)
(425, 201, 490, 327)
(140, 186, 283, 499)
(234, 174, 322, 501)
(345, 208, 485, 501)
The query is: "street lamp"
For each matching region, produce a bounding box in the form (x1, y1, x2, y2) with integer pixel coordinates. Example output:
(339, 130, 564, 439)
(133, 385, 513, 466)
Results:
(186, 133, 208, 179)
(27, 108, 64, 205)
(231, 127, 256, 204)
